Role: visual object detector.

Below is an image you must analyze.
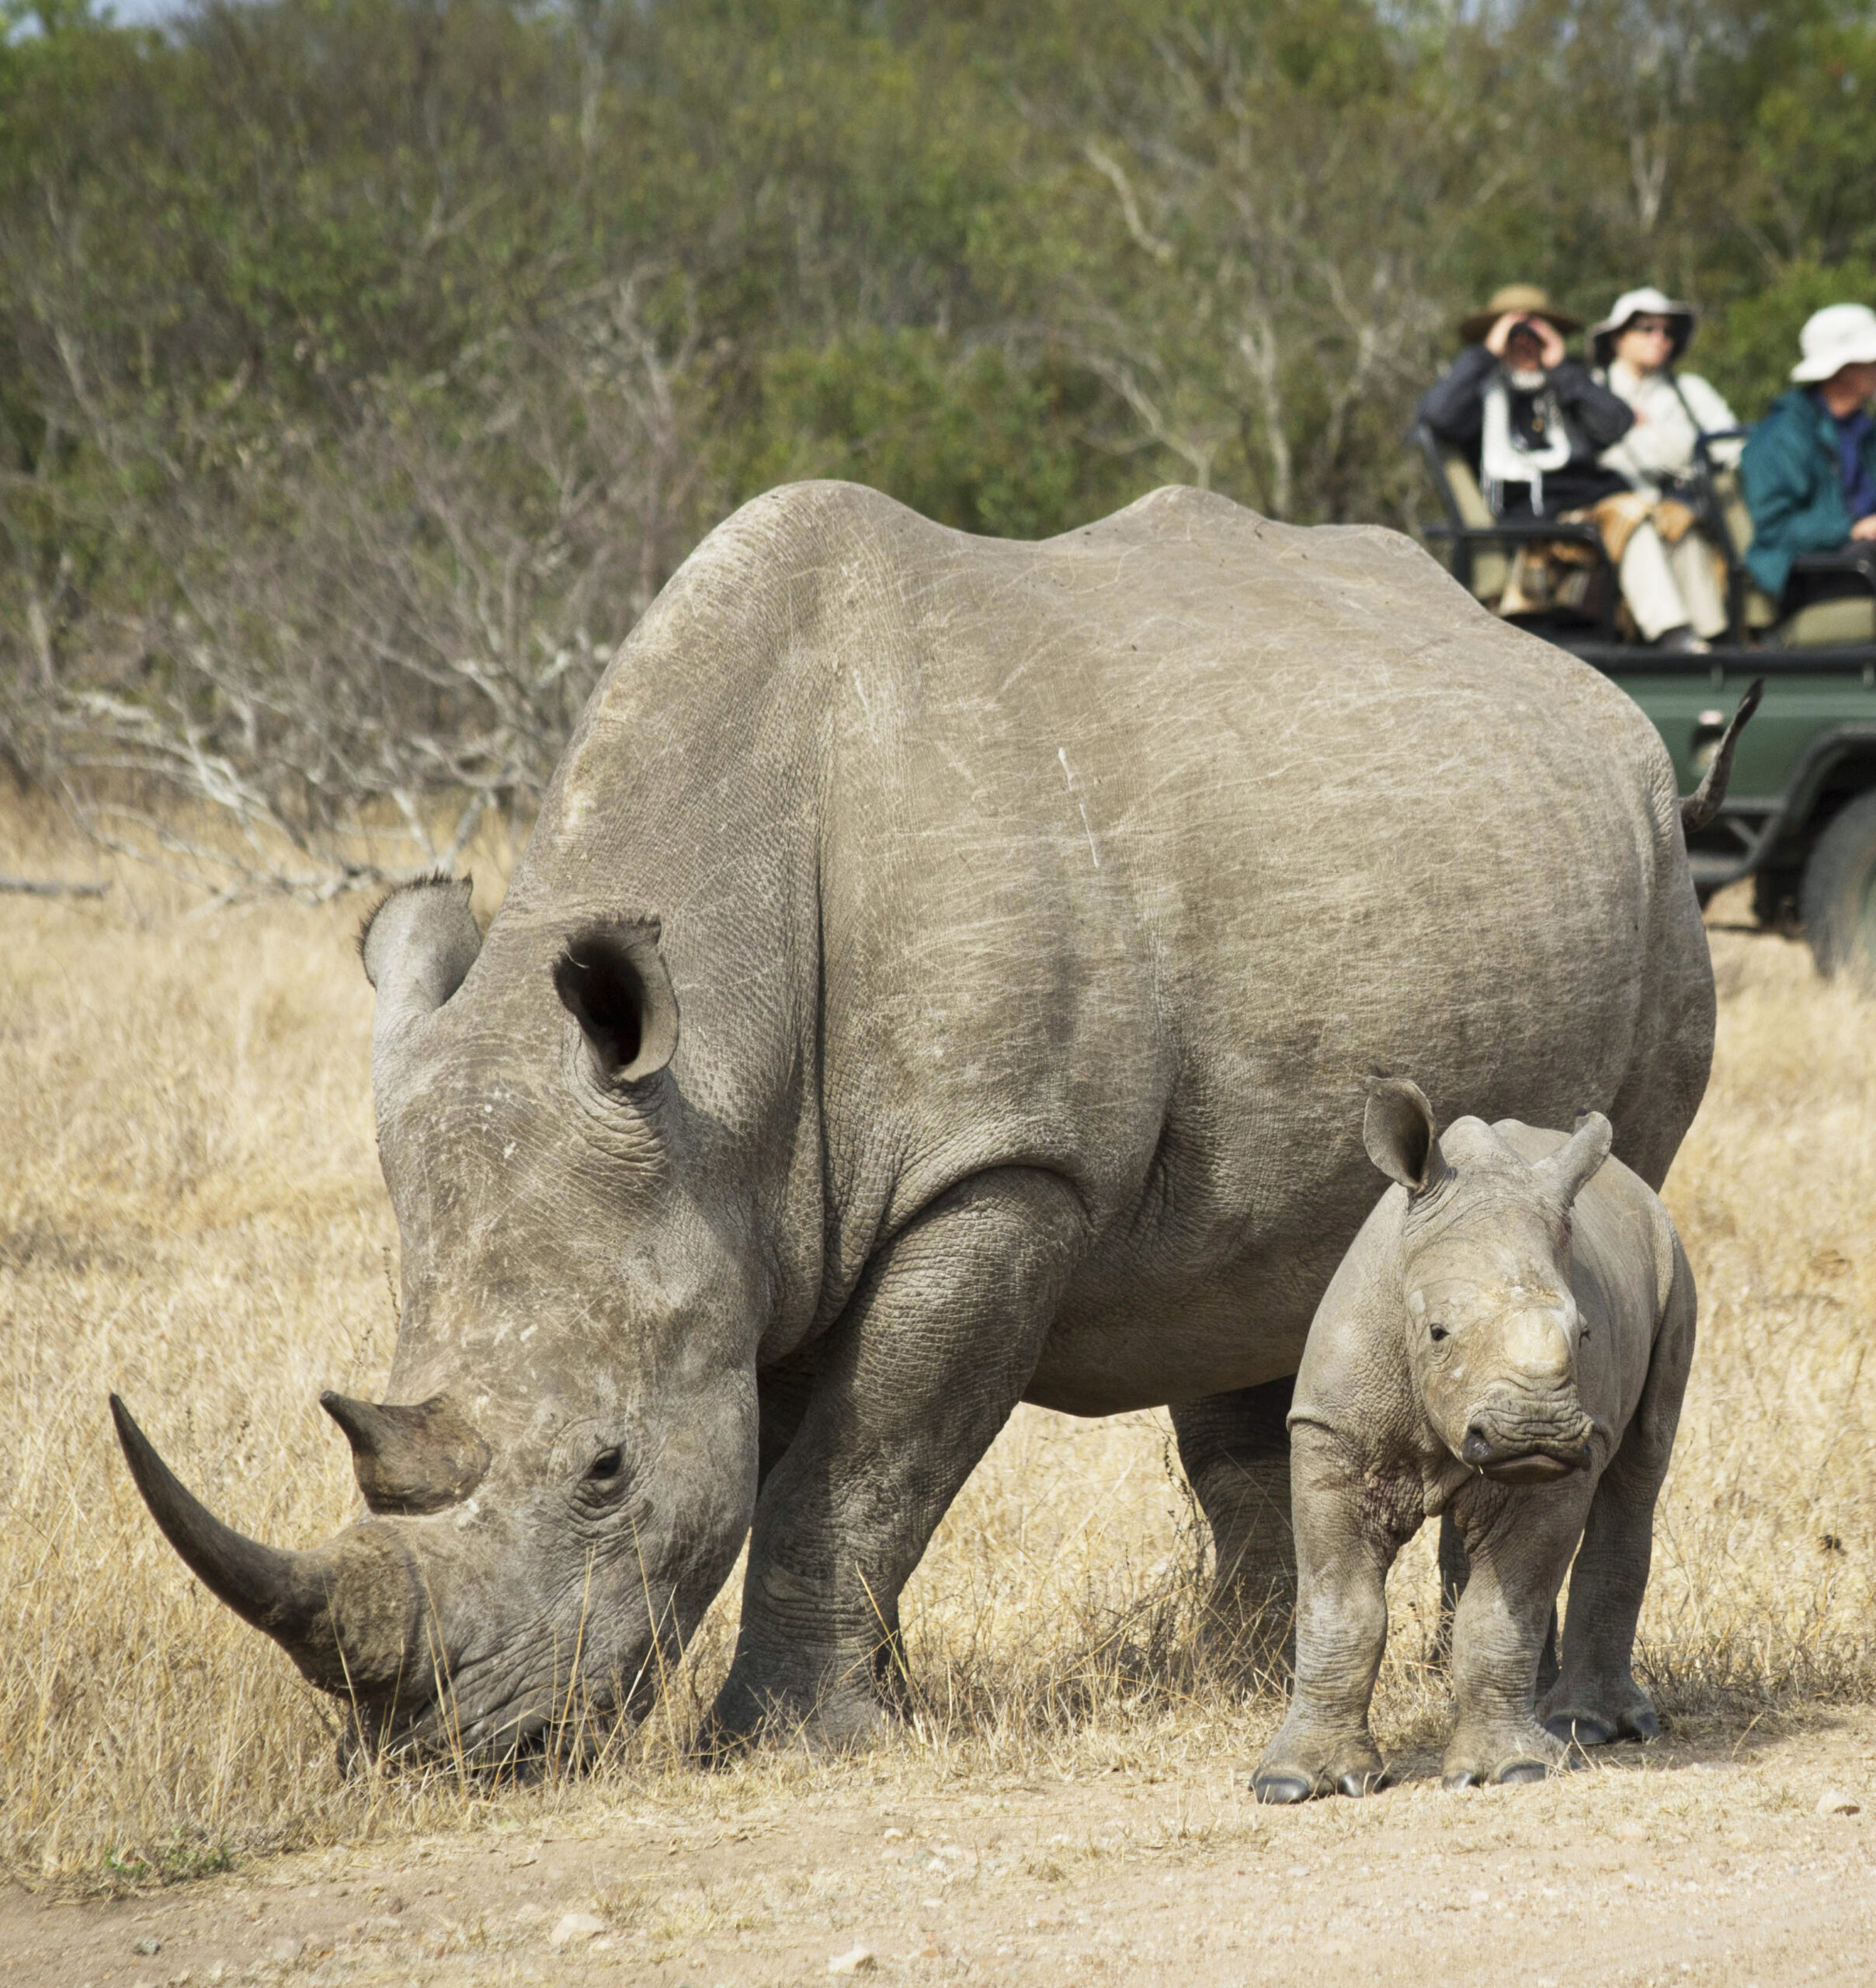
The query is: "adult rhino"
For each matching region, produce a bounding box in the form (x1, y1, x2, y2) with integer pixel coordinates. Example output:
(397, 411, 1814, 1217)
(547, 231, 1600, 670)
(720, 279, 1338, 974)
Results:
(113, 481, 1729, 1763)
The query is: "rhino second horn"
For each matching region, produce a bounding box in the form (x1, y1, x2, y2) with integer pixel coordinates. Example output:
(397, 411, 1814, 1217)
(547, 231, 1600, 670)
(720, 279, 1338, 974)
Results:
(1537, 1111, 1614, 1207)
(109, 1395, 415, 1693)
(320, 1392, 491, 1515)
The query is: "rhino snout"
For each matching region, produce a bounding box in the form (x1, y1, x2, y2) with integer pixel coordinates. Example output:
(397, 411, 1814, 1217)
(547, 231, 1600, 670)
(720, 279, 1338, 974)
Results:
(1458, 1388, 1597, 1485)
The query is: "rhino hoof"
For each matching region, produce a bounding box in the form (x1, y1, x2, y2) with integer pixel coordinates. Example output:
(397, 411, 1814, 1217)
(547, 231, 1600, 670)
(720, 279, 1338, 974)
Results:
(1336, 1770, 1384, 1799)
(1252, 1771, 1315, 1805)
(1496, 1759, 1548, 1785)
(1623, 1708, 1661, 1742)
(1442, 1769, 1481, 1791)
(1545, 1713, 1614, 1747)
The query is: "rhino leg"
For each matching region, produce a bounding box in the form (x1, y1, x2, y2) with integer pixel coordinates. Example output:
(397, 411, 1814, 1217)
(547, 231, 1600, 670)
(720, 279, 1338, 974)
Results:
(707, 1167, 1086, 1752)
(1251, 1423, 1398, 1802)
(1600, 843, 1714, 1198)
(1437, 1515, 1560, 1696)
(1442, 1483, 1592, 1788)
(1170, 1375, 1296, 1674)
(1435, 1513, 1468, 1663)
(1543, 1247, 1695, 1749)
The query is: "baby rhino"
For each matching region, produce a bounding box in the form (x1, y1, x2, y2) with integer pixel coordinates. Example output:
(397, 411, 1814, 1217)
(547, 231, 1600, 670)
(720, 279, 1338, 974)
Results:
(1253, 1079, 1695, 1802)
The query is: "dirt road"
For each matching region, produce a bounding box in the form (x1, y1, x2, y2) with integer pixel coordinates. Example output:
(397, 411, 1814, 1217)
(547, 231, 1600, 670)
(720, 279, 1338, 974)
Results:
(5, 1703, 1871, 1988)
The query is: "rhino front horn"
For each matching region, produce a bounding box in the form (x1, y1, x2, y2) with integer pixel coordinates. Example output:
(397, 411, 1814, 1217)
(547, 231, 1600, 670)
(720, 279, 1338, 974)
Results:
(109, 1395, 415, 1693)
(319, 1392, 490, 1515)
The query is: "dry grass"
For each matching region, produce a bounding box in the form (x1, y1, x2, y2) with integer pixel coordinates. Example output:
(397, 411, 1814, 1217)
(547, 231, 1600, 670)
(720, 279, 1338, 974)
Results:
(2, 805, 1871, 1894)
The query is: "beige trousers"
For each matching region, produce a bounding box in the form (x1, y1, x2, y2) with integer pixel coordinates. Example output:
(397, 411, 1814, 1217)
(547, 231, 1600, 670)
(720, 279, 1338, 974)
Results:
(1618, 523, 1728, 641)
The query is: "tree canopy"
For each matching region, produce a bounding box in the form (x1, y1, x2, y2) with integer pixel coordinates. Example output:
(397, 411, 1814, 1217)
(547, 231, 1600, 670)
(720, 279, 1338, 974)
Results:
(4, 0, 1874, 874)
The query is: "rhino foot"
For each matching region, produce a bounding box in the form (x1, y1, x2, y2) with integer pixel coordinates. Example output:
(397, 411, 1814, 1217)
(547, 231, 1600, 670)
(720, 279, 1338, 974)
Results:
(702, 1658, 894, 1760)
(696, 1700, 889, 1764)
(1250, 1765, 1387, 1804)
(1251, 1722, 1387, 1803)
(1542, 1703, 1660, 1748)
(1541, 1679, 1661, 1749)
(1442, 1758, 1550, 1790)
(1441, 1719, 1566, 1789)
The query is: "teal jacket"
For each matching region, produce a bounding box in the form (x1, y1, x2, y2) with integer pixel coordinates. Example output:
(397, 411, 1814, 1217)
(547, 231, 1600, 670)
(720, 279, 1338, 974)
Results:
(1741, 387, 1876, 598)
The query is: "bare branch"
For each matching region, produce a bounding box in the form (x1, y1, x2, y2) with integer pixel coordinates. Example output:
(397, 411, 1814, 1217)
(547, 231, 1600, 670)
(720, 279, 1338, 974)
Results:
(0, 873, 109, 897)
(1082, 143, 1176, 263)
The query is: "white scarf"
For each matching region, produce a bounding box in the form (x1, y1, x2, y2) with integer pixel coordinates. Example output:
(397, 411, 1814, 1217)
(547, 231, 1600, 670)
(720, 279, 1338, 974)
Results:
(1480, 367, 1572, 513)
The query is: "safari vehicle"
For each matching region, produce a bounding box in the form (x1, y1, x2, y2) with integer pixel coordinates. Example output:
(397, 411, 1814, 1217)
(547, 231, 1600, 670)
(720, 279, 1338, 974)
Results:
(1413, 423, 1876, 982)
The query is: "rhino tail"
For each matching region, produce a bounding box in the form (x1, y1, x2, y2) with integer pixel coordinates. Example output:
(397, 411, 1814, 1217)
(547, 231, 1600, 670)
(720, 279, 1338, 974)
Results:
(1679, 676, 1764, 836)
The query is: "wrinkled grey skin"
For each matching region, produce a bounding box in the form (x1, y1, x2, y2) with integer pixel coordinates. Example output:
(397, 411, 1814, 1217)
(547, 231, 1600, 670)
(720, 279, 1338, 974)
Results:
(115, 481, 1718, 1764)
(1253, 1080, 1695, 1802)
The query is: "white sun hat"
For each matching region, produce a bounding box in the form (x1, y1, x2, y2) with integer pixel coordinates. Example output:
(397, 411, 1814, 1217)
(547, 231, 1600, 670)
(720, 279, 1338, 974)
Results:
(1590, 286, 1695, 367)
(1791, 303, 1876, 383)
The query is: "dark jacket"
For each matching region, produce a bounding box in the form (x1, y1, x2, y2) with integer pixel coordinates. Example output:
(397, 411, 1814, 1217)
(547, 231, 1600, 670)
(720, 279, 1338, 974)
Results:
(1740, 387, 1876, 599)
(1417, 344, 1634, 516)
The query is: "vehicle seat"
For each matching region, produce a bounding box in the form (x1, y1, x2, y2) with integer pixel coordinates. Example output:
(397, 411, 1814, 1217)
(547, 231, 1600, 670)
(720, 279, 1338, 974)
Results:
(1410, 423, 1614, 634)
(1708, 469, 1777, 631)
(1711, 466, 1876, 646)
(1438, 451, 1509, 606)
(1767, 596, 1876, 647)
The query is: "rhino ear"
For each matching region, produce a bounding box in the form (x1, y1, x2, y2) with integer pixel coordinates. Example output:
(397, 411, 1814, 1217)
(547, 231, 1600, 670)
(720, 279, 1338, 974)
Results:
(360, 877, 481, 1054)
(1537, 1110, 1613, 1208)
(1364, 1077, 1443, 1194)
(554, 918, 679, 1086)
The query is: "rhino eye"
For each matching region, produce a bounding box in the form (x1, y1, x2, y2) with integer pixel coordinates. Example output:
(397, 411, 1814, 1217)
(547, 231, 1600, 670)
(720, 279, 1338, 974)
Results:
(1428, 1325, 1450, 1343)
(587, 1448, 624, 1482)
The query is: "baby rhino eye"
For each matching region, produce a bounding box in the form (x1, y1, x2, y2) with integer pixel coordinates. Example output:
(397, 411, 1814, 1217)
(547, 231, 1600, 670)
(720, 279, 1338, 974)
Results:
(1429, 1325, 1450, 1343)
(587, 1448, 624, 1482)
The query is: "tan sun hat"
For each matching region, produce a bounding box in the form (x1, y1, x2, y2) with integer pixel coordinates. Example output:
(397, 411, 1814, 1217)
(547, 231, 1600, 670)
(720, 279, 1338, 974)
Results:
(1457, 283, 1583, 347)
(1791, 304, 1876, 384)
(1591, 286, 1696, 367)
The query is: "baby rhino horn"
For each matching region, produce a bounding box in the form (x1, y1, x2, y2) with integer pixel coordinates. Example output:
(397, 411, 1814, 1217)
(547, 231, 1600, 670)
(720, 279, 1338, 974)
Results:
(1535, 1111, 1614, 1208)
(320, 1393, 491, 1515)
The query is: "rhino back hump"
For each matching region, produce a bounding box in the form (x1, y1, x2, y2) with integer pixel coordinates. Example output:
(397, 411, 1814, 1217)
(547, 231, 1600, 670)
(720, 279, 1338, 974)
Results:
(499, 482, 1699, 1395)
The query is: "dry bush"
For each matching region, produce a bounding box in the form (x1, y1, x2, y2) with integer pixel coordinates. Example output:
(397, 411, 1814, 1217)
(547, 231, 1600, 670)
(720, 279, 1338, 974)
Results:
(2, 273, 714, 900)
(1, 824, 1871, 1889)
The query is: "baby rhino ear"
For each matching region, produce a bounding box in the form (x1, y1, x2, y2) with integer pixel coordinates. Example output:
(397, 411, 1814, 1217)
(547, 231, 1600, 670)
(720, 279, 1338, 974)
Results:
(1364, 1078, 1443, 1194)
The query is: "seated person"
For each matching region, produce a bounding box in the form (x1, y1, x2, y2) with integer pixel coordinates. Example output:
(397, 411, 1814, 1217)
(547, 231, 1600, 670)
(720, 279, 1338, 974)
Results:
(1741, 303, 1876, 617)
(1419, 284, 1714, 648)
(1591, 286, 1740, 647)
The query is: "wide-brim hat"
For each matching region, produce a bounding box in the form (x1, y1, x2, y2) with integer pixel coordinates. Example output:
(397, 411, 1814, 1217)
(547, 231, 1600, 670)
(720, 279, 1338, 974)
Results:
(1792, 302, 1876, 383)
(1591, 286, 1696, 367)
(1457, 283, 1583, 346)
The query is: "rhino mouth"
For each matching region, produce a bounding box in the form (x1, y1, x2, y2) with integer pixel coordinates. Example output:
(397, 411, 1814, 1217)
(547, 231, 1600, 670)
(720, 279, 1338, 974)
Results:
(342, 1693, 621, 1778)
(1478, 1448, 1588, 1486)
(341, 1648, 659, 1776)
(1460, 1427, 1593, 1486)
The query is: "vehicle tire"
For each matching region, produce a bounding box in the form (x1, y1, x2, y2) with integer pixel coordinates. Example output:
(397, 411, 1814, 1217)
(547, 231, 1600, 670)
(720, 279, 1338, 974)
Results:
(1799, 790, 1876, 985)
